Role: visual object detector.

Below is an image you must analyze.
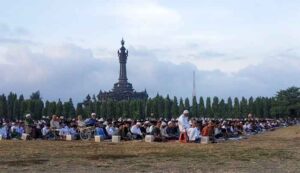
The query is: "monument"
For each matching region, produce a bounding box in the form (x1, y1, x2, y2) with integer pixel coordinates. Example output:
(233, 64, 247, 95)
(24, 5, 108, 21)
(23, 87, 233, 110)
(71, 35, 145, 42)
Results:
(98, 39, 148, 101)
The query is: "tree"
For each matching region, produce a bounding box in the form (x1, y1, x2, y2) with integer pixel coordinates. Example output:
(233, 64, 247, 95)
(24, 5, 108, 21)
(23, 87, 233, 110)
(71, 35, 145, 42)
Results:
(271, 86, 300, 118)
(248, 97, 255, 114)
(13, 100, 21, 120)
(56, 99, 63, 116)
(171, 96, 179, 117)
(179, 98, 185, 114)
(219, 99, 226, 118)
(184, 98, 190, 111)
(206, 97, 212, 117)
(240, 97, 248, 116)
(164, 95, 171, 119)
(76, 103, 84, 117)
(48, 102, 56, 117)
(0, 94, 8, 119)
(191, 96, 198, 117)
(226, 97, 233, 117)
(199, 97, 205, 117)
(30, 91, 41, 100)
(212, 96, 219, 118)
(233, 97, 240, 118)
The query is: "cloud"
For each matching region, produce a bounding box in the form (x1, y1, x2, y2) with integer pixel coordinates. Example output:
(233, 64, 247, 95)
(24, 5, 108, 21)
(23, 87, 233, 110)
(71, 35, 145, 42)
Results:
(0, 41, 299, 103)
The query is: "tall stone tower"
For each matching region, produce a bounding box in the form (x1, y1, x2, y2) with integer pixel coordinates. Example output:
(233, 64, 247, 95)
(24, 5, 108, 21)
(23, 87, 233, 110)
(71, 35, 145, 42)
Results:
(98, 39, 148, 101)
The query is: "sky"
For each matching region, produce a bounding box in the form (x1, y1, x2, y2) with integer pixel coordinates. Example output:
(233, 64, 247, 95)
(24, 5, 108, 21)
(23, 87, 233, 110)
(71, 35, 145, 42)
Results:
(0, 0, 300, 103)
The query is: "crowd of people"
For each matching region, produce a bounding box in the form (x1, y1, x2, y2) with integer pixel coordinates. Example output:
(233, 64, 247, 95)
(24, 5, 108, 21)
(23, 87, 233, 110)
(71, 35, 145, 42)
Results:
(0, 110, 299, 143)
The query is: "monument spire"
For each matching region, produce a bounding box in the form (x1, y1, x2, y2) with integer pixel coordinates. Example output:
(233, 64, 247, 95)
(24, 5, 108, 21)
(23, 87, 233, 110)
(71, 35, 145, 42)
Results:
(118, 38, 128, 83)
(98, 39, 148, 101)
(192, 71, 196, 98)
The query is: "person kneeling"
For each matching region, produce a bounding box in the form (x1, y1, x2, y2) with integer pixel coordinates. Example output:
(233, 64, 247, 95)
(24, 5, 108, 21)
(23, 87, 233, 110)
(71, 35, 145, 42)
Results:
(151, 121, 167, 142)
(187, 121, 201, 143)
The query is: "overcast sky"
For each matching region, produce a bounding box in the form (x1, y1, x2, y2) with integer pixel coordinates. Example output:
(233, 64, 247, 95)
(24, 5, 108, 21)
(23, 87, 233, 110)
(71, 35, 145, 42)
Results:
(0, 0, 300, 103)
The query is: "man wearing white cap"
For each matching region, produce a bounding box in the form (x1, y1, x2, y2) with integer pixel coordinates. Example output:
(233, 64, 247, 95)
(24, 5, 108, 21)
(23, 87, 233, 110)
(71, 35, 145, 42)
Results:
(178, 110, 190, 142)
(178, 110, 190, 132)
(130, 122, 143, 140)
(24, 114, 34, 135)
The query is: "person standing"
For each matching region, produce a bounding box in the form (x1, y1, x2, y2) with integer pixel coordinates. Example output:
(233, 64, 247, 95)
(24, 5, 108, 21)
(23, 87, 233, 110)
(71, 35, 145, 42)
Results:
(178, 110, 190, 142)
(24, 114, 34, 135)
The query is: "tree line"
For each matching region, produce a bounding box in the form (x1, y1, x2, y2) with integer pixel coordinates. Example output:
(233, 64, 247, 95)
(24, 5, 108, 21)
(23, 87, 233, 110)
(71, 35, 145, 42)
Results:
(0, 87, 299, 120)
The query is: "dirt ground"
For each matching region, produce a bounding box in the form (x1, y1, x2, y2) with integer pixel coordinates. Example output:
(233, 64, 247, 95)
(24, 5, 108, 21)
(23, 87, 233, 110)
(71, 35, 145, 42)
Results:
(0, 126, 300, 173)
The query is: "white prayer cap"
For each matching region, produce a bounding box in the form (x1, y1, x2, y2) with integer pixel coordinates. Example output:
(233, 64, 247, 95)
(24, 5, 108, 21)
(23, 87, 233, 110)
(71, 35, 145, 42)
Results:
(144, 121, 150, 124)
(161, 122, 167, 126)
(25, 114, 31, 118)
(127, 118, 132, 122)
(118, 117, 122, 122)
(12, 122, 15, 125)
(98, 118, 104, 122)
(136, 122, 141, 126)
(103, 121, 108, 125)
(168, 121, 172, 125)
(183, 110, 189, 114)
(91, 113, 96, 116)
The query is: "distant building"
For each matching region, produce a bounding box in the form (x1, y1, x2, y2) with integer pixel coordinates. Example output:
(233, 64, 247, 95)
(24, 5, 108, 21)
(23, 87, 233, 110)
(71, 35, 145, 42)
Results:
(98, 39, 148, 101)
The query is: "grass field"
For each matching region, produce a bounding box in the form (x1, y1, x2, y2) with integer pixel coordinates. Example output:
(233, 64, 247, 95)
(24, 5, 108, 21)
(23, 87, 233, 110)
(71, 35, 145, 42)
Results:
(0, 126, 300, 173)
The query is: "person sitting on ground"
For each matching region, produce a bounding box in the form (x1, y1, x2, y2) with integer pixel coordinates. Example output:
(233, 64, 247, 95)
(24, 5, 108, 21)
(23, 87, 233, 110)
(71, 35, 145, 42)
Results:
(106, 122, 118, 138)
(160, 121, 170, 139)
(95, 121, 108, 139)
(202, 121, 215, 142)
(140, 122, 147, 136)
(10, 122, 20, 139)
(130, 122, 143, 140)
(84, 113, 97, 126)
(187, 120, 201, 143)
(41, 124, 52, 139)
(166, 121, 179, 140)
(151, 121, 167, 142)
(50, 115, 61, 129)
(144, 121, 152, 134)
(50, 115, 61, 138)
(59, 122, 70, 139)
(77, 115, 85, 127)
(118, 121, 132, 141)
(16, 122, 25, 135)
(0, 122, 8, 139)
(69, 123, 79, 140)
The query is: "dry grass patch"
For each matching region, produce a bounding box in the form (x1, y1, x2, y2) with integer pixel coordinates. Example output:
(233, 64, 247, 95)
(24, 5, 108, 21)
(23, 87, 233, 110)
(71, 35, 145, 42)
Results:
(0, 126, 299, 173)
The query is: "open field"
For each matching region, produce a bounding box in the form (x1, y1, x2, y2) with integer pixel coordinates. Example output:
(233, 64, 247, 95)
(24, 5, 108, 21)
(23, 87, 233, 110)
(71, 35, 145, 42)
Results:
(0, 126, 300, 173)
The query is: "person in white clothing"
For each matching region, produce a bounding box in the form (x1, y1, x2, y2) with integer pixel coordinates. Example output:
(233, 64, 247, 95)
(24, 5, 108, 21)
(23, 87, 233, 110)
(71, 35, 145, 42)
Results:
(187, 121, 201, 143)
(178, 110, 190, 132)
(130, 122, 143, 140)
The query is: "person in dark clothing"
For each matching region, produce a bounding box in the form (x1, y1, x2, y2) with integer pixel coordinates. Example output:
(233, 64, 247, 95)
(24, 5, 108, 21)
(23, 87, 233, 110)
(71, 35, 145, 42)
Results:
(118, 122, 132, 141)
(151, 121, 167, 142)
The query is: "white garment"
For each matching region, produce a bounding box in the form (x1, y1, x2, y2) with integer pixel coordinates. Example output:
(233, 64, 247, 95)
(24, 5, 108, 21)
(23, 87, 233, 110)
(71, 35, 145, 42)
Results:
(178, 114, 190, 132)
(10, 125, 17, 132)
(130, 125, 142, 135)
(0, 126, 8, 139)
(188, 127, 200, 141)
(42, 126, 50, 136)
(106, 126, 116, 136)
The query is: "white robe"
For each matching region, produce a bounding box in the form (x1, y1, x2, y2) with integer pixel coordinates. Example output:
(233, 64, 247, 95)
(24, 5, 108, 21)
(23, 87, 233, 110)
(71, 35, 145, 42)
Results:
(178, 114, 190, 132)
